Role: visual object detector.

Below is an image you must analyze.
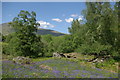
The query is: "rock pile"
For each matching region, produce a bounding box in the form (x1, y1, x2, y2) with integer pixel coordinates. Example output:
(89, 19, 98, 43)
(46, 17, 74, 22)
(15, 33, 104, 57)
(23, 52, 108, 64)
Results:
(88, 55, 111, 63)
(13, 56, 32, 64)
(64, 53, 77, 58)
(53, 52, 66, 58)
(53, 52, 77, 58)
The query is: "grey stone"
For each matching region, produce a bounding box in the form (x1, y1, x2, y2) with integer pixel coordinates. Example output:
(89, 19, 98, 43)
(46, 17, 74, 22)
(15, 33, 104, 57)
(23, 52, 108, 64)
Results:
(13, 56, 32, 64)
(53, 52, 65, 58)
(53, 52, 77, 58)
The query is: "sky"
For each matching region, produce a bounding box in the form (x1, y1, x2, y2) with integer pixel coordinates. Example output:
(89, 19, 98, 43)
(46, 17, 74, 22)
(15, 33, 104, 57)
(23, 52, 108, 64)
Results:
(2, 2, 86, 34)
(2, 2, 116, 34)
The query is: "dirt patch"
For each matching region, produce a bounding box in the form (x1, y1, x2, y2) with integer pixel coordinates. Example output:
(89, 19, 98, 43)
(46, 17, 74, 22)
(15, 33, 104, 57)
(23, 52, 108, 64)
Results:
(39, 64, 52, 70)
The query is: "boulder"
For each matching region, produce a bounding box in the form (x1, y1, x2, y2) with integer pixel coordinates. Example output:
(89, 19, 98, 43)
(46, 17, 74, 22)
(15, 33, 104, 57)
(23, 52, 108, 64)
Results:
(53, 52, 65, 58)
(53, 52, 77, 59)
(64, 53, 77, 58)
(13, 56, 32, 64)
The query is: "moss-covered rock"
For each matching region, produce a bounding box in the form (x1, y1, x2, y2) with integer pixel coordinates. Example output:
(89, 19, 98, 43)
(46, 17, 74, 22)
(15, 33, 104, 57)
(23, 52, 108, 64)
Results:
(13, 56, 32, 64)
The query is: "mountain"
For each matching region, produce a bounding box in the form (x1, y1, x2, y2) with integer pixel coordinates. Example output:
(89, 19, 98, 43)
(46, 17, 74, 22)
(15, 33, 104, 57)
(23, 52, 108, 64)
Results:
(0, 23, 15, 35)
(0, 23, 65, 36)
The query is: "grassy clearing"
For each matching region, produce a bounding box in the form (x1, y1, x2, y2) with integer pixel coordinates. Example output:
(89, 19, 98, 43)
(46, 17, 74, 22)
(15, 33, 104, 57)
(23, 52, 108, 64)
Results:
(2, 54, 118, 73)
(32, 56, 118, 73)
(2, 54, 118, 78)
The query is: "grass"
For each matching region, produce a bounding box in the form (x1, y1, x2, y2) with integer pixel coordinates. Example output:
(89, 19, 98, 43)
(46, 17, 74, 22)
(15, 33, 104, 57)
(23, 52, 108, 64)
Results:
(2, 54, 118, 73)
(2, 54, 118, 78)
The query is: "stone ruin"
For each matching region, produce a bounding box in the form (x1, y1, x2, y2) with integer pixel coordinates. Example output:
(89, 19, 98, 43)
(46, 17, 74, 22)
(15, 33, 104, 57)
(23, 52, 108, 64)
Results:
(13, 56, 32, 64)
(53, 52, 77, 58)
(87, 50, 112, 63)
(53, 52, 66, 58)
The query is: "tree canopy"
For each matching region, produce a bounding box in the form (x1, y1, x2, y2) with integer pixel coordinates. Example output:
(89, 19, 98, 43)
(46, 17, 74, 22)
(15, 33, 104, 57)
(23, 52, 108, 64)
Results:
(8, 10, 44, 57)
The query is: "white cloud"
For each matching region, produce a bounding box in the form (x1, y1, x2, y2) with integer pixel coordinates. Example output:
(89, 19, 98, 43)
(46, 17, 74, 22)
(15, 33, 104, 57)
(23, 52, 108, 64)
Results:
(37, 21, 55, 28)
(78, 17, 82, 21)
(52, 18, 62, 22)
(78, 16, 83, 21)
(71, 14, 78, 17)
(65, 18, 73, 23)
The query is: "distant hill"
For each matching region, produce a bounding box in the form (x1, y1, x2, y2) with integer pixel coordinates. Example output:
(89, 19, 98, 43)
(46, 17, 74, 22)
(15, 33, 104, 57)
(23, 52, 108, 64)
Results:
(0, 23, 15, 35)
(0, 23, 65, 36)
(37, 28, 65, 36)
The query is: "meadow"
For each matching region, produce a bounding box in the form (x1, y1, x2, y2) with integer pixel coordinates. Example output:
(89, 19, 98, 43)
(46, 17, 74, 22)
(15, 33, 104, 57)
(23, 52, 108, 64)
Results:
(2, 55, 118, 78)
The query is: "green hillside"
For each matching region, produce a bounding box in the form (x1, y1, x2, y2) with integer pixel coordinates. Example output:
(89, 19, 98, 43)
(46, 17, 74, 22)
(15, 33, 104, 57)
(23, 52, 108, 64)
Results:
(0, 23, 65, 36)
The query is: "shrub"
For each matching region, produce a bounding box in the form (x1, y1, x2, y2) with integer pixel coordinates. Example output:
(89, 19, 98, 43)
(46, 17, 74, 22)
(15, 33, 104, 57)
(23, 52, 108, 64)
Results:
(75, 44, 90, 54)
(43, 42, 54, 57)
(1, 42, 9, 54)
(57, 40, 76, 53)
(95, 63, 104, 68)
(75, 41, 112, 56)
(41, 35, 54, 57)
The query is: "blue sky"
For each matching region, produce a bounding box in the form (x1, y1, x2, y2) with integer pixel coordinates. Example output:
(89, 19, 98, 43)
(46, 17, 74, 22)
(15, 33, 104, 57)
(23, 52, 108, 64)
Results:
(2, 2, 115, 34)
(2, 2, 86, 34)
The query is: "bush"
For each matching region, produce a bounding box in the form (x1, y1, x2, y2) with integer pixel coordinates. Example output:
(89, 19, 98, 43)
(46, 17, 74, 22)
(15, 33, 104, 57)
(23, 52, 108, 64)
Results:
(41, 34, 53, 43)
(95, 63, 104, 68)
(75, 41, 112, 55)
(106, 58, 116, 65)
(75, 44, 90, 54)
(7, 34, 44, 57)
(41, 35, 54, 57)
(52, 36, 65, 51)
(111, 50, 120, 61)
(43, 42, 54, 57)
(4, 33, 15, 43)
(57, 40, 76, 53)
(1, 42, 9, 54)
(95, 58, 116, 69)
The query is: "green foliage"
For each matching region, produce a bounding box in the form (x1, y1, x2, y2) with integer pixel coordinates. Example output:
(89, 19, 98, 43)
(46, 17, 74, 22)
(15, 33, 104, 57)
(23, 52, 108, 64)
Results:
(52, 35, 76, 53)
(112, 2, 120, 60)
(41, 34, 54, 57)
(2, 2, 119, 63)
(0, 33, 5, 42)
(75, 41, 112, 55)
(2, 54, 14, 60)
(82, 2, 115, 45)
(89, 42, 111, 54)
(41, 34, 53, 43)
(75, 44, 90, 54)
(8, 10, 43, 57)
(1, 42, 9, 54)
(67, 2, 119, 61)
(52, 36, 65, 52)
(111, 50, 120, 61)
(4, 33, 15, 43)
(68, 19, 81, 34)
(95, 63, 104, 68)
(95, 58, 116, 69)
(57, 40, 75, 53)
